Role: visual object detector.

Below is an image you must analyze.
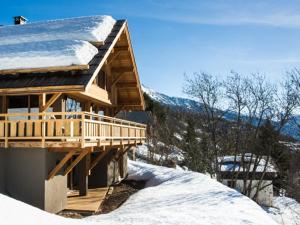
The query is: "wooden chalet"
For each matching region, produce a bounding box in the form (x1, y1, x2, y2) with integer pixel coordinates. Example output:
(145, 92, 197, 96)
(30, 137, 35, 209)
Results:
(0, 17, 146, 213)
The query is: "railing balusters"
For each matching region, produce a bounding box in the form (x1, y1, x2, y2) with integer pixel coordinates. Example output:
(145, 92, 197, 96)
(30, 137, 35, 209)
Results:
(0, 111, 146, 148)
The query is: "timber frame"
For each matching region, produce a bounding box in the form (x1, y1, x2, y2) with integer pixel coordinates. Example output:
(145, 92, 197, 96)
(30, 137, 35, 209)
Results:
(0, 19, 146, 181)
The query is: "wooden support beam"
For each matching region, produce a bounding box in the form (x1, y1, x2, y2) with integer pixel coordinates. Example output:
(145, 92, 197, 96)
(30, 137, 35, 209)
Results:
(47, 150, 75, 180)
(115, 82, 138, 88)
(64, 149, 90, 176)
(39, 94, 46, 112)
(114, 46, 129, 51)
(41, 93, 62, 112)
(107, 51, 122, 65)
(87, 148, 110, 173)
(111, 66, 134, 74)
(0, 65, 89, 75)
(111, 72, 126, 86)
(115, 145, 132, 161)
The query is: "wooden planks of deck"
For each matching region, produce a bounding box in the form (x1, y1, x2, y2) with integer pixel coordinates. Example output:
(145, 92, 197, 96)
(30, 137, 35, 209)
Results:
(65, 187, 109, 213)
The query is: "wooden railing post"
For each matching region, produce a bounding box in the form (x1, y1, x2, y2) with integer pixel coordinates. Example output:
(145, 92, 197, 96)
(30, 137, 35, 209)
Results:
(41, 112, 46, 148)
(81, 112, 85, 148)
(4, 115, 8, 148)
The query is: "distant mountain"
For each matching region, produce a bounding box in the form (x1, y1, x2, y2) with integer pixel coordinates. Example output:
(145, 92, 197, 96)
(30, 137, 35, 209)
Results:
(142, 85, 202, 111)
(142, 85, 300, 140)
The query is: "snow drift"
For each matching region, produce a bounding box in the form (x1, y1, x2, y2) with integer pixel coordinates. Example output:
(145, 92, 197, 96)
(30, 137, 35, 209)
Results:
(0, 160, 279, 225)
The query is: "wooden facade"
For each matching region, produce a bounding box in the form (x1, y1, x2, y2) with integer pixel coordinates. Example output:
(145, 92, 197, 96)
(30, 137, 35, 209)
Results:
(0, 18, 146, 210)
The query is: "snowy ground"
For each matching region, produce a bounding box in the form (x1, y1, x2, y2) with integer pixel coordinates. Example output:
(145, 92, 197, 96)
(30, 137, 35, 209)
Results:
(1, 160, 284, 225)
(136, 143, 184, 163)
(265, 196, 300, 225)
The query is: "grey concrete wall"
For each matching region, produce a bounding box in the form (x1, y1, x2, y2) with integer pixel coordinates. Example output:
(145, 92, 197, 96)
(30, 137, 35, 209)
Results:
(44, 151, 67, 213)
(4, 148, 46, 209)
(0, 150, 5, 193)
(88, 150, 128, 188)
(0, 148, 67, 213)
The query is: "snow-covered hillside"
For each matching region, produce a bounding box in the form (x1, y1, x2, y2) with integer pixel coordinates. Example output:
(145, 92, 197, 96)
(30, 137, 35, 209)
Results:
(0, 160, 287, 225)
(142, 85, 300, 140)
(142, 85, 201, 111)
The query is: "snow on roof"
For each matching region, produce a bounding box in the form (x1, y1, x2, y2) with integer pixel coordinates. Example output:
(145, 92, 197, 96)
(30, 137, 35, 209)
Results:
(0, 15, 116, 45)
(0, 15, 116, 70)
(0, 40, 98, 70)
(0, 160, 278, 225)
(219, 155, 277, 173)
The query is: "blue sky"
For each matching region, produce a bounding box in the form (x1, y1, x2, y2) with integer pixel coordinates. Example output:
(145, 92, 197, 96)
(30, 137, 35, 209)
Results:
(1, 0, 300, 97)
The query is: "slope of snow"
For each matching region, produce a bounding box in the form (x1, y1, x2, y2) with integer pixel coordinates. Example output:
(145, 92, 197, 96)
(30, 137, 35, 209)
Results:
(86, 160, 278, 225)
(142, 85, 202, 111)
(0, 193, 81, 225)
(0, 15, 115, 45)
(265, 196, 300, 225)
(136, 143, 185, 162)
(0, 160, 279, 225)
(0, 40, 98, 70)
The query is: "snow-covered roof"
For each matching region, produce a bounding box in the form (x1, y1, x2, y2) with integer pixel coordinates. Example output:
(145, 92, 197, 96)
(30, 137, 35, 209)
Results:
(0, 40, 98, 70)
(218, 154, 277, 173)
(0, 15, 116, 71)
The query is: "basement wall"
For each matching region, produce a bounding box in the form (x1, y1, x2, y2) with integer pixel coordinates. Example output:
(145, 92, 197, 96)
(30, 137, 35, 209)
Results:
(88, 149, 128, 188)
(44, 151, 67, 213)
(1, 148, 67, 213)
(4, 148, 45, 209)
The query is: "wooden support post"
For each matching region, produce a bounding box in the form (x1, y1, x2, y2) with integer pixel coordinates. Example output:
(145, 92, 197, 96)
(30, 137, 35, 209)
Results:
(2, 96, 7, 113)
(27, 95, 31, 120)
(78, 153, 89, 196)
(64, 148, 89, 176)
(47, 150, 75, 180)
(39, 94, 46, 112)
(41, 93, 62, 112)
(87, 147, 109, 173)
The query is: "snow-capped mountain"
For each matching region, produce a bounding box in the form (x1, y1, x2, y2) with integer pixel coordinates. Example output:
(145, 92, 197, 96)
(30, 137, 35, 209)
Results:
(142, 85, 201, 111)
(142, 85, 300, 140)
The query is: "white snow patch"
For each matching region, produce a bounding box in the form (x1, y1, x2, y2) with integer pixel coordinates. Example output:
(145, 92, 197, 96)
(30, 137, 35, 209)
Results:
(219, 155, 277, 172)
(136, 143, 184, 162)
(0, 15, 115, 70)
(0, 15, 115, 45)
(85, 160, 278, 225)
(265, 196, 300, 225)
(0, 160, 280, 225)
(0, 40, 98, 70)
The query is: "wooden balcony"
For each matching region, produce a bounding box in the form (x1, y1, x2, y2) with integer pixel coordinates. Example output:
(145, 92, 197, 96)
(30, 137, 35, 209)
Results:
(0, 111, 146, 149)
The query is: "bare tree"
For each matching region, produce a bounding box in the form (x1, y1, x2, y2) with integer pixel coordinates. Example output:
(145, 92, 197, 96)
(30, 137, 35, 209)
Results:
(184, 72, 226, 179)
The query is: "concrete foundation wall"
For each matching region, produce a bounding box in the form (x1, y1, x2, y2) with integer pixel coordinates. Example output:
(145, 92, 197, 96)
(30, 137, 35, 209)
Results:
(0, 148, 67, 213)
(89, 150, 128, 188)
(44, 151, 67, 213)
(4, 148, 45, 209)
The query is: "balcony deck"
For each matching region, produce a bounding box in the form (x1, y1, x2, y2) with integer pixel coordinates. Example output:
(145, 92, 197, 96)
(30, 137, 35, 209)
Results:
(0, 111, 146, 149)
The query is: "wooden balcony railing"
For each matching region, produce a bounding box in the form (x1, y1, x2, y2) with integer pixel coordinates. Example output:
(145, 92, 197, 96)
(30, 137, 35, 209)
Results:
(0, 111, 146, 148)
